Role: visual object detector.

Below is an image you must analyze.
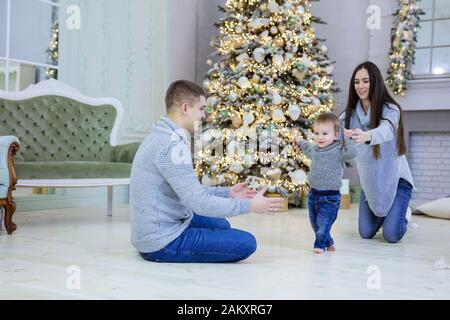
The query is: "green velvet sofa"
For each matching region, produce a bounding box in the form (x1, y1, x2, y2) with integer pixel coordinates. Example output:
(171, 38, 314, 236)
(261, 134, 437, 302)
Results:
(0, 79, 140, 234)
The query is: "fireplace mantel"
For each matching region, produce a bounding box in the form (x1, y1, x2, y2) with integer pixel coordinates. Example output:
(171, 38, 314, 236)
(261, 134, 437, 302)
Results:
(398, 78, 450, 112)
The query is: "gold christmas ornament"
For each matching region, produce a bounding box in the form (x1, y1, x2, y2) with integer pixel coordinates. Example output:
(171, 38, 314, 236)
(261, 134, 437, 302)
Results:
(273, 37, 285, 48)
(252, 74, 261, 82)
(293, 69, 307, 80)
(232, 115, 243, 128)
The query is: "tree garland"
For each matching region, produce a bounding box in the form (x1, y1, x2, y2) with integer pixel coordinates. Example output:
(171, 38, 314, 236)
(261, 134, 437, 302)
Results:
(45, 20, 59, 79)
(386, 0, 424, 96)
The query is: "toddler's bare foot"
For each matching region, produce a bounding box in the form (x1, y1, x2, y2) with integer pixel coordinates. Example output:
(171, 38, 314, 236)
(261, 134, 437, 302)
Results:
(313, 248, 325, 254)
(327, 244, 336, 252)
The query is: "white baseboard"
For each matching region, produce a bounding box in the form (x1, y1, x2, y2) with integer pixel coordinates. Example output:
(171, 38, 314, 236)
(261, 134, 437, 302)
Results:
(14, 186, 129, 212)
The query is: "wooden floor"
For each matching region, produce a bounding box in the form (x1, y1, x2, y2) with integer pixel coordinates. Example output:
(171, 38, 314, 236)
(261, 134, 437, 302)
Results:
(1, 203, 449, 300)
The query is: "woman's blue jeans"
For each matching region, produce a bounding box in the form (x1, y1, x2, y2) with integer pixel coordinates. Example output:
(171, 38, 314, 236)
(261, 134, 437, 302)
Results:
(359, 178, 413, 243)
(140, 214, 257, 263)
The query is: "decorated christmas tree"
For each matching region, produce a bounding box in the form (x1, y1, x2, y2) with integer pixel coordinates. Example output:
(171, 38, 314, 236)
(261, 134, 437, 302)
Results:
(195, 0, 338, 203)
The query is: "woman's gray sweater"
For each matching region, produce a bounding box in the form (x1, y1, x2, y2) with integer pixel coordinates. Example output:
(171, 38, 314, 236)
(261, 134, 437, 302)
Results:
(340, 101, 415, 217)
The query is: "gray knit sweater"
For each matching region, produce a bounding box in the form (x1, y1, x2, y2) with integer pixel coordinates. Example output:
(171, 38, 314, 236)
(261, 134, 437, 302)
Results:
(129, 116, 251, 253)
(340, 101, 415, 217)
(298, 138, 357, 191)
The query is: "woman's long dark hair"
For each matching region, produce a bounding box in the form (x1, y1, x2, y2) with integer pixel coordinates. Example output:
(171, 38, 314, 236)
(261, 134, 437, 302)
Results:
(344, 61, 406, 159)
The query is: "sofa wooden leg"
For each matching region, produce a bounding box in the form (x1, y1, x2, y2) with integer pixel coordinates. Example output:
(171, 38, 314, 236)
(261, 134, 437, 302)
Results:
(1, 200, 16, 235)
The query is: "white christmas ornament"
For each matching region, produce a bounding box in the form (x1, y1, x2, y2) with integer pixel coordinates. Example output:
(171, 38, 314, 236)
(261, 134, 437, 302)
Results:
(217, 174, 226, 185)
(326, 65, 334, 74)
(206, 96, 218, 107)
(230, 162, 244, 174)
(288, 169, 307, 184)
(237, 76, 251, 89)
(272, 54, 284, 68)
(243, 154, 255, 167)
(248, 18, 263, 30)
(284, 2, 293, 10)
(253, 47, 266, 63)
(228, 92, 238, 102)
(288, 104, 301, 120)
(266, 168, 282, 180)
(272, 92, 283, 105)
(202, 175, 217, 186)
(202, 131, 213, 145)
(211, 129, 224, 140)
(243, 112, 255, 125)
(261, 18, 271, 27)
(270, 26, 278, 35)
(268, 1, 280, 13)
(272, 108, 286, 122)
(312, 97, 321, 106)
(236, 53, 249, 64)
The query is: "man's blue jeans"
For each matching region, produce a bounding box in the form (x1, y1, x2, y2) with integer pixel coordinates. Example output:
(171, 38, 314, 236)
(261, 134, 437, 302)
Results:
(359, 178, 413, 243)
(140, 214, 257, 263)
(308, 189, 341, 250)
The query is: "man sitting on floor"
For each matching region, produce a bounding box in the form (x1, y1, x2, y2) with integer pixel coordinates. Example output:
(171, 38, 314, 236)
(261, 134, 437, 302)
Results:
(130, 80, 284, 263)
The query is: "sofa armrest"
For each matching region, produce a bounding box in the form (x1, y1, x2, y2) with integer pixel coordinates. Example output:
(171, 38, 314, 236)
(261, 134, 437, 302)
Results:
(0, 136, 20, 234)
(113, 142, 140, 163)
(0, 136, 20, 199)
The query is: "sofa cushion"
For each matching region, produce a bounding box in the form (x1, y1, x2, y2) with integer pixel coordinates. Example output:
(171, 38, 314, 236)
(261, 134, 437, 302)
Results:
(15, 161, 132, 179)
(0, 96, 116, 162)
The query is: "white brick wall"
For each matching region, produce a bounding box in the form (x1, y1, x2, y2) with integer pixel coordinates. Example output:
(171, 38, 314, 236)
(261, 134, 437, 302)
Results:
(409, 132, 450, 200)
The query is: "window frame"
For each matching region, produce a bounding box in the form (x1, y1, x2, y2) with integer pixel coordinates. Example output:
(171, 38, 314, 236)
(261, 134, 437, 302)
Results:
(413, 0, 450, 79)
(0, 0, 60, 91)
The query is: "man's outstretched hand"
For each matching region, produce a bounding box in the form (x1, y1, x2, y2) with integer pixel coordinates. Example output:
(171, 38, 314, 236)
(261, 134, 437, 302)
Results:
(230, 182, 258, 199)
(250, 188, 285, 214)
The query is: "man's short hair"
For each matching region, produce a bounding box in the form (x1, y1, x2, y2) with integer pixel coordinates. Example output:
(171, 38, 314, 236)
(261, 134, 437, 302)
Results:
(314, 112, 341, 133)
(165, 80, 205, 113)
